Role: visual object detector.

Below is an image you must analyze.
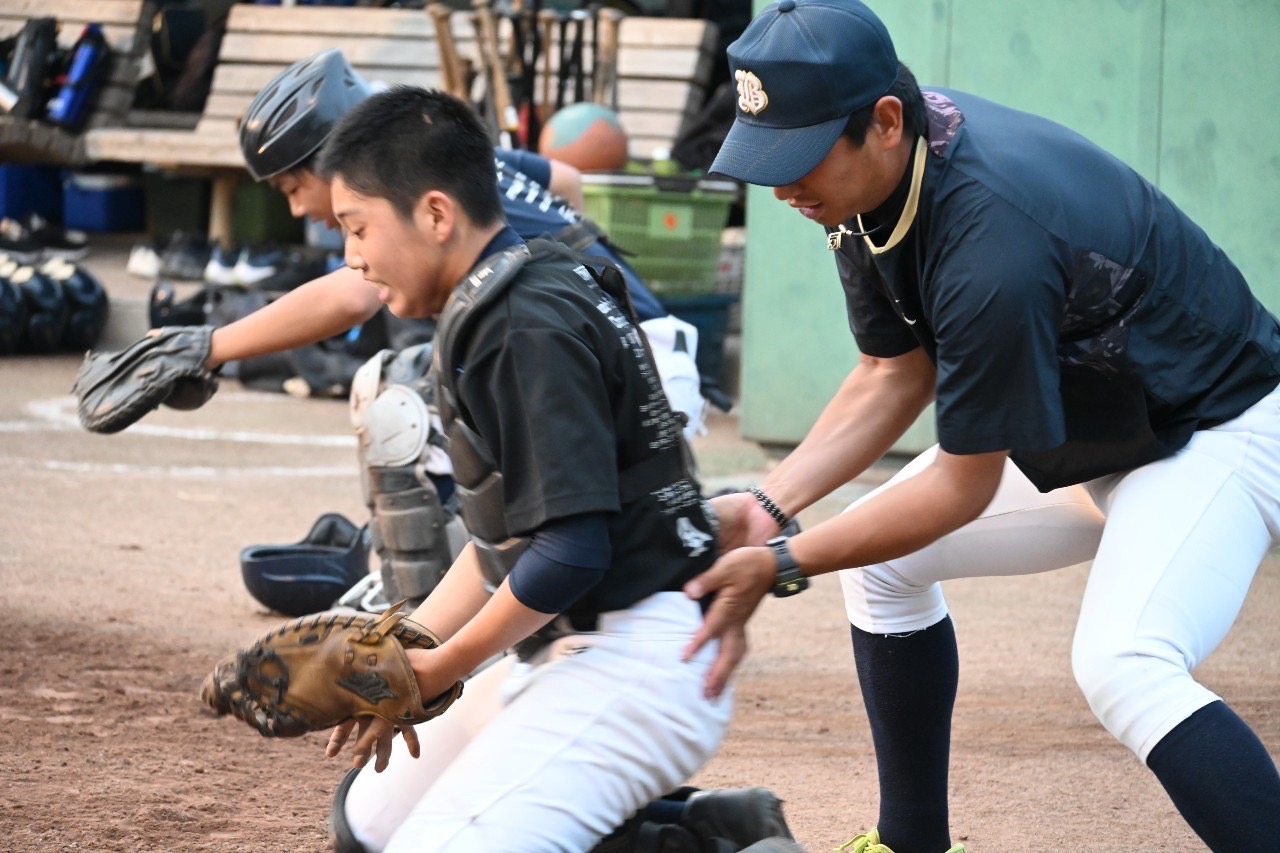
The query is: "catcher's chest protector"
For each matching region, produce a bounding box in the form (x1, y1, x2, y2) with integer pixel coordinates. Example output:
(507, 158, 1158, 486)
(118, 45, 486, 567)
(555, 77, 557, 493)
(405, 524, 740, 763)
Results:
(433, 243, 534, 589)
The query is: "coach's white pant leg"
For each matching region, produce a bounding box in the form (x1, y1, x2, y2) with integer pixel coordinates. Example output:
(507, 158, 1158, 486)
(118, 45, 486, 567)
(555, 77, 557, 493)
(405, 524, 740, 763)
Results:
(383, 592, 733, 853)
(343, 655, 517, 851)
(839, 446, 1105, 634)
(1072, 386, 1280, 762)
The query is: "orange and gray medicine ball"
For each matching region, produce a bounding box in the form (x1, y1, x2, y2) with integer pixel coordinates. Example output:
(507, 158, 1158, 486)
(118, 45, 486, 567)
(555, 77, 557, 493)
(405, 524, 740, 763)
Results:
(538, 103, 630, 172)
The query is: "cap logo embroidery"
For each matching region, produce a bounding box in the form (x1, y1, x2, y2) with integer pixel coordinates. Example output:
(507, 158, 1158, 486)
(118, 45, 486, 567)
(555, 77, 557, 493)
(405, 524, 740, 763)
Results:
(735, 70, 768, 115)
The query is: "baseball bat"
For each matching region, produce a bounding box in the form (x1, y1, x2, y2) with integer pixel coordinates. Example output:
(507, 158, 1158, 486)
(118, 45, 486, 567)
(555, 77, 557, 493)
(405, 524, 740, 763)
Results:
(555, 12, 571, 111)
(592, 7, 623, 109)
(537, 8, 557, 114)
(428, 4, 468, 102)
(569, 9, 589, 105)
(472, 0, 519, 149)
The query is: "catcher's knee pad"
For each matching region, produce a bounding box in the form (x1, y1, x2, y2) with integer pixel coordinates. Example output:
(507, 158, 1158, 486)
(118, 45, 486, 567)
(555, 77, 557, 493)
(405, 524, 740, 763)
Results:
(368, 466, 460, 604)
(329, 767, 371, 853)
(352, 346, 460, 606)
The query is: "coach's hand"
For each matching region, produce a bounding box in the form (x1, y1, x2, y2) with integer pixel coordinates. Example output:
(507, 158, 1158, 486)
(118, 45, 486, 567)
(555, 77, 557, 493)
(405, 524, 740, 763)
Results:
(709, 491, 784, 553)
(681, 545, 775, 699)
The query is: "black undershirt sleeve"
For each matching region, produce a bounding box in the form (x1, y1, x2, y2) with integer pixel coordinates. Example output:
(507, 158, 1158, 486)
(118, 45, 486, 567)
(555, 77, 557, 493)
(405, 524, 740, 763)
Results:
(507, 512, 612, 614)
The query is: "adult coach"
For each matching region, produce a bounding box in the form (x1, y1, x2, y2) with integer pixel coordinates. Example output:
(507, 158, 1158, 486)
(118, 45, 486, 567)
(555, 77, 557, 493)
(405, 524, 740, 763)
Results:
(316, 84, 733, 852)
(683, 0, 1280, 850)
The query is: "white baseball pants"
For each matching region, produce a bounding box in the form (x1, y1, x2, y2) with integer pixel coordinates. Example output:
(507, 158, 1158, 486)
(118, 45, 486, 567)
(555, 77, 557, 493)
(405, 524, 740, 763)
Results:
(839, 382, 1280, 761)
(343, 591, 733, 852)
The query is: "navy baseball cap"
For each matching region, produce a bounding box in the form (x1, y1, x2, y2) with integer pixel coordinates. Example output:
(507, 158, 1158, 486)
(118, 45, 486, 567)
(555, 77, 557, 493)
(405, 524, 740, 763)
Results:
(710, 0, 899, 187)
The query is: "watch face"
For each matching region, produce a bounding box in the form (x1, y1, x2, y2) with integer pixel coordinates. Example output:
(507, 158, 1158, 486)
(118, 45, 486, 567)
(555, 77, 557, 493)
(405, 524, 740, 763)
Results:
(773, 573, 809, 598)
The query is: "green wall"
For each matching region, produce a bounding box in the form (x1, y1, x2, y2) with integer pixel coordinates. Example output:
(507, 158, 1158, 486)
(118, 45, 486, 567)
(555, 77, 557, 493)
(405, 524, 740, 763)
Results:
(739, 0, 1280, 450)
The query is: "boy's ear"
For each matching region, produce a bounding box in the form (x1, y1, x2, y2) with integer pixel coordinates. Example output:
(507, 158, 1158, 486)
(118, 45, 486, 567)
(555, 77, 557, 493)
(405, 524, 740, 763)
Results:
(416, 189, 455, 239)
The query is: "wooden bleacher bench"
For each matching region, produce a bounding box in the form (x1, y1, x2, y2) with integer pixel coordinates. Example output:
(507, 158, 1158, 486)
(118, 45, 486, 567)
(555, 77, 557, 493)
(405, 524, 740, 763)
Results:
(86, 4, 450, 241)
(610, 15, 719, 160)
(0, 0, 150, 166)
(83, 3, 718, 241)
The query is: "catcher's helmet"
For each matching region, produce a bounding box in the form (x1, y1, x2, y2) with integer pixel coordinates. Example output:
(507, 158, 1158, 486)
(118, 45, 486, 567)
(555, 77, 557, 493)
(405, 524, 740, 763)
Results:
(240, 512, 372, 616)
(0, 271, 27, 355)
(46, 260, 108, 350)
(12, 264, 67, 353)
(239, 49, 372, 181)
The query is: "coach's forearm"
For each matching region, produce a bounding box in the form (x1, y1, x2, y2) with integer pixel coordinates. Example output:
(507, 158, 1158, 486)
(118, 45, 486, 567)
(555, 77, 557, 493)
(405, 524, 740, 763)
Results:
(787, 447, 1005, 577)
(763, 347, 936, 520)
(205, 267, 382, 368)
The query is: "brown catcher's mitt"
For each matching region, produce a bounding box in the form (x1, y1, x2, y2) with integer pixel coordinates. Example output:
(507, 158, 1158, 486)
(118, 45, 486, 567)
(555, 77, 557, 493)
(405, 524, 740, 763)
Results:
(72, 325, 219, 434)
(200, 602, 463, 738)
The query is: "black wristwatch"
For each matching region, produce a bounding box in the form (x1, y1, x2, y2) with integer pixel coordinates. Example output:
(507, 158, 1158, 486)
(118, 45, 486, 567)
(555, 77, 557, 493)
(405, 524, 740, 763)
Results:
(766, 536, 809, 598)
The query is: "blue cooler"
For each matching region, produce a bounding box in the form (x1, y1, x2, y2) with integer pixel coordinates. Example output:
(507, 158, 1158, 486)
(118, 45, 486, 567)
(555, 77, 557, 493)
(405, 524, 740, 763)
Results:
(63, 172, 145, 232)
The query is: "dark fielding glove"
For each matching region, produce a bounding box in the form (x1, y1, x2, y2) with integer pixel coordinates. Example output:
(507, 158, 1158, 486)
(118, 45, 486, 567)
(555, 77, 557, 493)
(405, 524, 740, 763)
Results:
(200, 602, 464, 738)
(72, 325, 219, 434)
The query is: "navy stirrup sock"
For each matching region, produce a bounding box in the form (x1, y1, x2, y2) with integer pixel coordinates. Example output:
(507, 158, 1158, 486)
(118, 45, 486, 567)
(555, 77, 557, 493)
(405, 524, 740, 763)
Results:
(850, 617, 959, 853)
(1146, 700, 1280, 850)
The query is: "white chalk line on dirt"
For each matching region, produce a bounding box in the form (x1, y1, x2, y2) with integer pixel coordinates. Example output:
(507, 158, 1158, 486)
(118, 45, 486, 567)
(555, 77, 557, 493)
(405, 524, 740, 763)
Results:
(0, 456, 352, 478)
(15, 395, 358, 447)
(1, 396, 357, 477)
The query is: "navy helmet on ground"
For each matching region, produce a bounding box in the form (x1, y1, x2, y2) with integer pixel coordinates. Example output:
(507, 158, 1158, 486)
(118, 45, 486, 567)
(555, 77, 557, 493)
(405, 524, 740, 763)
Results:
(240, 512, 372, 617)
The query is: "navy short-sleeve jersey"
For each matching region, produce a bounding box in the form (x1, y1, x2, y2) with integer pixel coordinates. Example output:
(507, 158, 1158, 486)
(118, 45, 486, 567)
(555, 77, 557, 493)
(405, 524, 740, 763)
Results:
(832, 89, 1280, 490)
(496, 150, 665, 321)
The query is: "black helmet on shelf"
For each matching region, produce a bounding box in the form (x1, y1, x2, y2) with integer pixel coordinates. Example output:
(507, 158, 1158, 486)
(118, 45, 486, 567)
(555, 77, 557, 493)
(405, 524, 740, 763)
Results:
(239, 49, 372, 182)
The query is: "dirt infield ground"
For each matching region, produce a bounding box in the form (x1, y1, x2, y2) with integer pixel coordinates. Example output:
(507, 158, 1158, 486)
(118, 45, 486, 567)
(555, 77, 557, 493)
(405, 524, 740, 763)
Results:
(2, 353, 1278, 851)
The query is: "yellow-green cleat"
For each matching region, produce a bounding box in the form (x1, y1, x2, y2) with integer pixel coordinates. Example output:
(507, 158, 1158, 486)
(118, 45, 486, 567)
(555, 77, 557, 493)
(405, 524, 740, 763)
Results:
(836, 829, 965, 853)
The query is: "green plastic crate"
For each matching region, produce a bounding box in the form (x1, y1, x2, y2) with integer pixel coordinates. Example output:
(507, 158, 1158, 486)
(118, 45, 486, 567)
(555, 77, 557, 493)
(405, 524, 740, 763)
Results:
(580, 173, 739, 296)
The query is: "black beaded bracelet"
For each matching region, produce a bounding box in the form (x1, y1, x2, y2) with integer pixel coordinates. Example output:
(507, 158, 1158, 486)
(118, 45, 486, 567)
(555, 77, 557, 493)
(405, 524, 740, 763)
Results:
(748, 486, 789, 529)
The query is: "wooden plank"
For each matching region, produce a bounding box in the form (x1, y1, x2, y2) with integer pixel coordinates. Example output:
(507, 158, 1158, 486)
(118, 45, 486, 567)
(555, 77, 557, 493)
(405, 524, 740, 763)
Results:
(618, 17, 716, 50)
(218, 32, 442, 69)
(227, 4, 431, 39)
(0, 19, 138, 50)
(210, 64, 443, 99)
(617, 47, 713, 82)
(85, 126, 242, 169)
(617, 109, 689, 142)
(616, 78, 704, 113)
(0, 0, 142, 27)
(192, 118, 239, 136)
(0, 116, 84, 165)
